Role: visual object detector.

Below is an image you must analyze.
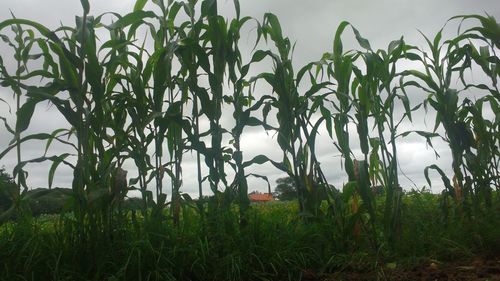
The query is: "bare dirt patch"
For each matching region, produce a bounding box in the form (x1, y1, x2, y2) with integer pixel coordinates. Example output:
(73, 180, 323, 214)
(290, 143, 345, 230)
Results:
(308, 256, 500, 281)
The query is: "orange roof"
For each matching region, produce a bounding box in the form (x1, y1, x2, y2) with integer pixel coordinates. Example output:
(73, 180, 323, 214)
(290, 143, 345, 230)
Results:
(249, 193, 273, 202)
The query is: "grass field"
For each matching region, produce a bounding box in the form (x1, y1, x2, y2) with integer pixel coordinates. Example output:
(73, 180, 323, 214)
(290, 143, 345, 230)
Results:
(0, 192, 499, 280)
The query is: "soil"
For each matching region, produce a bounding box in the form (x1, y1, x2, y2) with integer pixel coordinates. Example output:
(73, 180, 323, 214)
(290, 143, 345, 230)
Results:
(304, 256, 500, 281)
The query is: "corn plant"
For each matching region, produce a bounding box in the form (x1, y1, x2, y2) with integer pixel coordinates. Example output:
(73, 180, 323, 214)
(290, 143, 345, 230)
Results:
(454, 15, 500, 207)
(401, 14, 500, 218)
(358, 38, 419, 244)
(313, 23, 381, 245)
(0, 18, 28, 191)
(0, 0, 143, 241)
(244, 13, 336, 219)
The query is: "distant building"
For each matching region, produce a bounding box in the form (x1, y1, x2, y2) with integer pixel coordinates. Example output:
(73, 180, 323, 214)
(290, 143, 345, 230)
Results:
(248, 191, 274, 203)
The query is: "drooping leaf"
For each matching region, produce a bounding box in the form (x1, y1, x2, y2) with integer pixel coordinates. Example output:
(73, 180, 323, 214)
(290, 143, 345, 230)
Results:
(109, 10, 156, 30)
(48, 153, 71, 189)
(16, 99, 38, 133)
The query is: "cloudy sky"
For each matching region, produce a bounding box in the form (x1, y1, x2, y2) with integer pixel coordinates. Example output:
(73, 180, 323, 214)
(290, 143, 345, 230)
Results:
(0, 0, 499, 198)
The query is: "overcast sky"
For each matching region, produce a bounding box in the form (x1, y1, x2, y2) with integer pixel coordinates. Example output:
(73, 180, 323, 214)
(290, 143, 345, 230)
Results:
(0, 0, 499, 197)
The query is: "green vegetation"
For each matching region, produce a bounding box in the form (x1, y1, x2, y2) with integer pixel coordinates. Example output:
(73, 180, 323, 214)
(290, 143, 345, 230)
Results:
(0, 168, 18, 212)
(274, 177, 297, 201)
(0, 195, 499, 280)
(0, 0, 499, 280)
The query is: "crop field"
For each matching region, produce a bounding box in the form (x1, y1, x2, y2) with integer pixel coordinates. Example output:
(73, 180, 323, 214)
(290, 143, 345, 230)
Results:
(0, 0, 499, 280)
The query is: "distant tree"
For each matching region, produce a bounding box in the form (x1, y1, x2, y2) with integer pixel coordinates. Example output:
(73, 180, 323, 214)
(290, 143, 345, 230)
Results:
(0, 168, 19, 212)
(274, 177, 297, 201)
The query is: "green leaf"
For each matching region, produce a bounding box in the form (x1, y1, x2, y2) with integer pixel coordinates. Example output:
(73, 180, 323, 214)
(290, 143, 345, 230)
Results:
(433, 29, 442, 51)
(251, 50, 268, 63)
(401, 70, 440, 92)
(243, 155, 269, 167)
(242, 155, 287, 172)
(244, 117, 263, 127)
(233, 0, 241, 19)
(342, 181, 357, 202)
(0, 133, 52, 160)
(351, 25, 372, 51)
(13, 155, 71, 187)
(424, 164, 454, 194)
(264, 13, 282, 40)
(388, 38, 402, 54)
(109, 10, 156, 29)
(44, 128, 71, 155)
(80, 0, 90, 14)
(48, 153, 71, 188)
(16, 98, 38, 133)
(0, 116, 15, 135)
(0, 19, 51, 37)
(182, 193, 193, 202)
(404, 52, 422, 61)
(357, 160, 375, 221)
(333, 21, 350, 59)
(168, 2, 182, 23)
(134, 0, 148, 11)
(48, 42, 80, 90)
